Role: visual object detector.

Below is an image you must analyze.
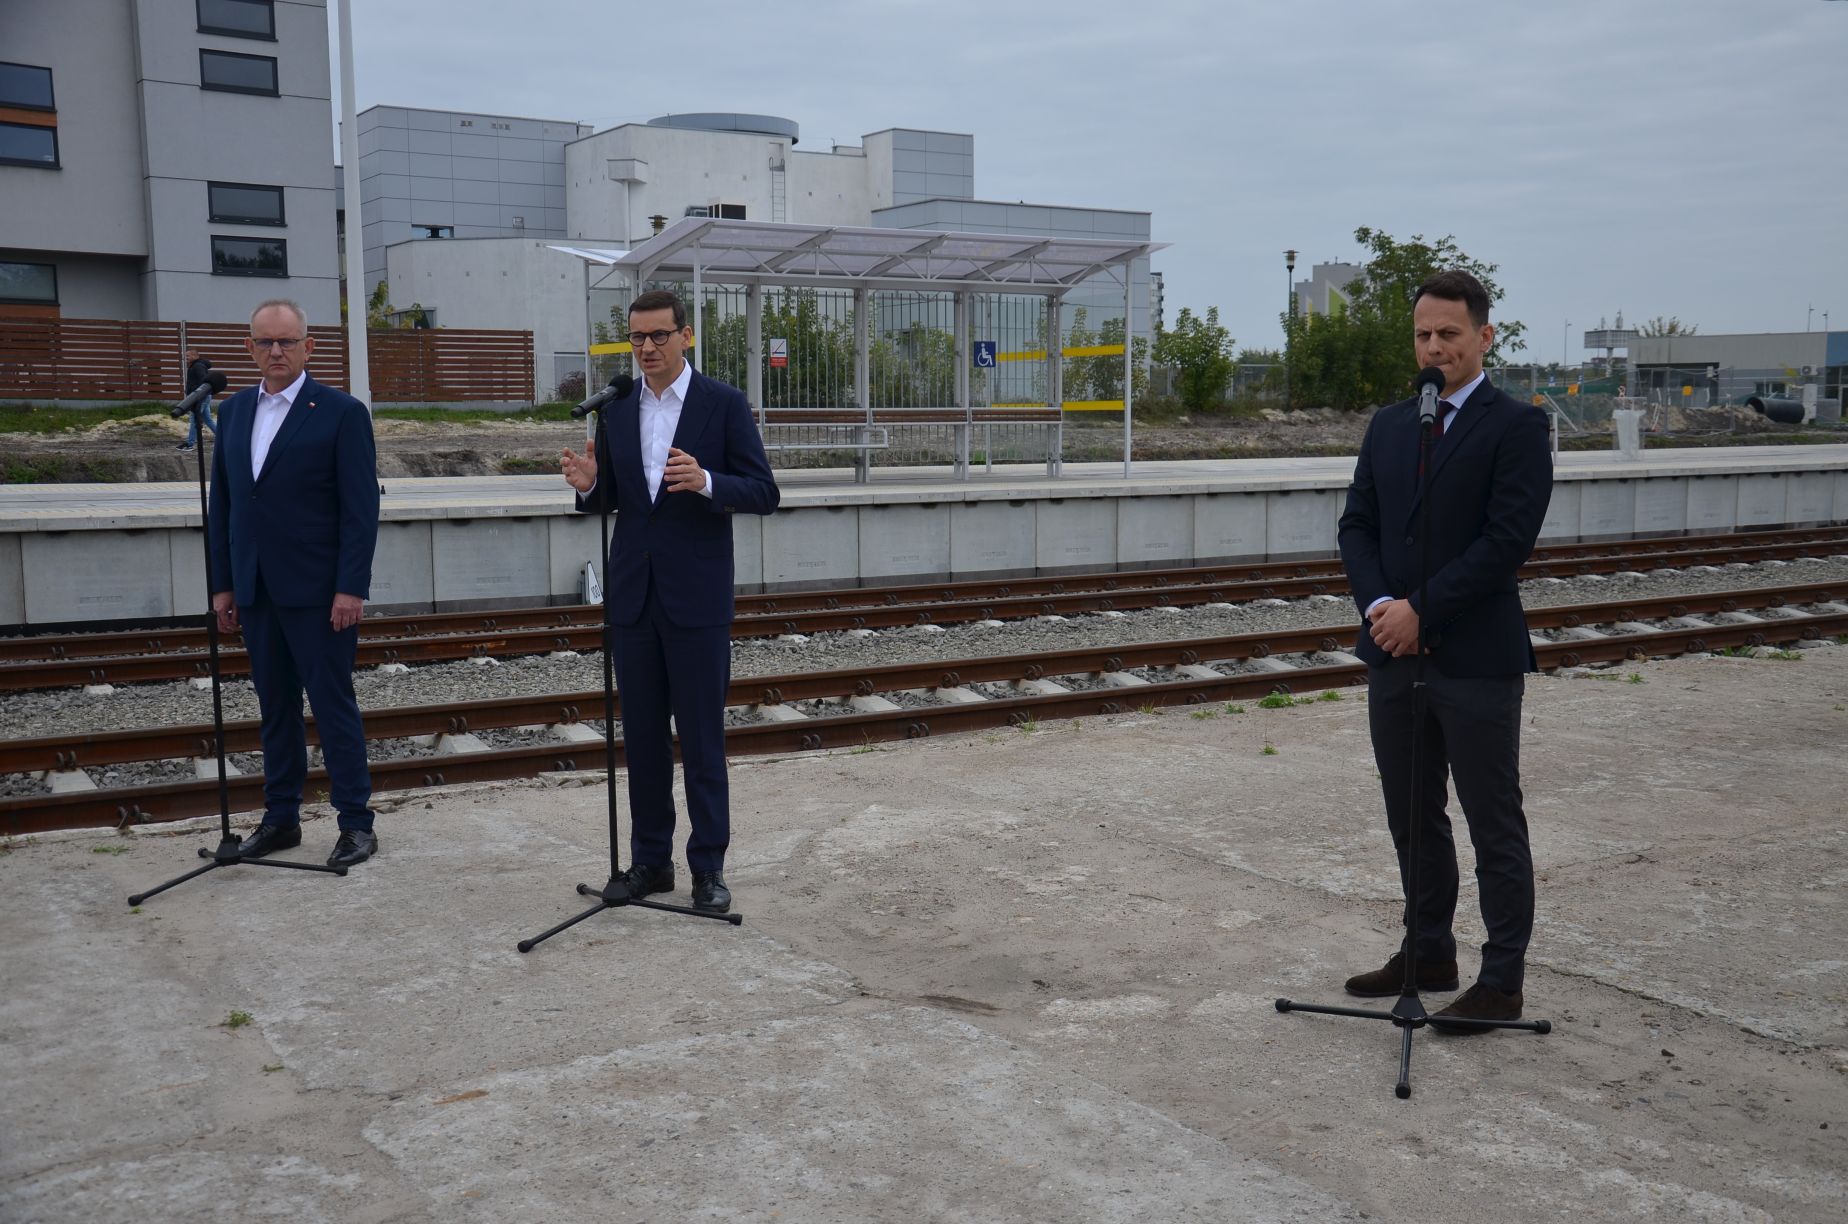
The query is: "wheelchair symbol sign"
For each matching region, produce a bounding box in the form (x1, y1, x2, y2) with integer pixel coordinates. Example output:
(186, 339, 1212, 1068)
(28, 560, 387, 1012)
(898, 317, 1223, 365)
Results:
(972, 340, 996, 369)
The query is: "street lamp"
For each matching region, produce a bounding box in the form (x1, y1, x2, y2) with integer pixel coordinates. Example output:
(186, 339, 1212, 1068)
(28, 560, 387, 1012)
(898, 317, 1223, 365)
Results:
(1284, 249, 1297, 408)
(1562, 319, 1571, 370)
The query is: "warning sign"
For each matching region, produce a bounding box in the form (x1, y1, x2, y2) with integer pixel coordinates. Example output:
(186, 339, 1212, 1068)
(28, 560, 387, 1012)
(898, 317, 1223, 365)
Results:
(769, 338, 788, 369)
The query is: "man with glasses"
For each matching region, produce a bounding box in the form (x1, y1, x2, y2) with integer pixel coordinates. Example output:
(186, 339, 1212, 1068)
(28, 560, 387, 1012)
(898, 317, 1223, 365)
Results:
(208, 299, 382, 869)
(561, 289, 780, 913)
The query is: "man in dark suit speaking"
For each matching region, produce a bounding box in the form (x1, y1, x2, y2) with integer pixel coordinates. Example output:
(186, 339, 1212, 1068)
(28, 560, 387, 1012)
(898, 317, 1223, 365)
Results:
(561, 290, 781, 913)
(1336, 270, 1552, 1031)
(208, 299, 381, 868)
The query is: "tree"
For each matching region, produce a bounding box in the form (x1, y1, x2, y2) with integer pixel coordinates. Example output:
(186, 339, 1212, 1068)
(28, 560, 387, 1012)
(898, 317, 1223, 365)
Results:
(1637, 316, 1698, 337)
(1061, 308, 1149, 404)
(1282, 227, 1527, 411)
(1152, 306, 1236, 410)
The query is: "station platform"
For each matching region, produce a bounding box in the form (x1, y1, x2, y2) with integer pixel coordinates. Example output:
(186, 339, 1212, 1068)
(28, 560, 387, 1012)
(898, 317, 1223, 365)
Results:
(4, 444, 1848, 624)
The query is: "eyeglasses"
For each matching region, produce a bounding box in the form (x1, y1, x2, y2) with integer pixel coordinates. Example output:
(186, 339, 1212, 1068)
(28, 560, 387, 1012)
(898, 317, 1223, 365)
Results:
(627, 329, 682, 349)
(250, 337, 306, 351)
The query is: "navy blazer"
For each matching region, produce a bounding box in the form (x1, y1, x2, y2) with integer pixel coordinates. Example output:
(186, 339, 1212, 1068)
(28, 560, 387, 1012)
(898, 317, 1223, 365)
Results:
(577, 367, 780, 628)
(1337, 377, 1552, 677)
(208, 375, 380, 607)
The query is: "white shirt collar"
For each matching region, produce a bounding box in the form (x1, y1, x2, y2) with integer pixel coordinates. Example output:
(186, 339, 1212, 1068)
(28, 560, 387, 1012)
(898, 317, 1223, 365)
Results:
(259, 370, 308, 405)
(641, 361, 692, 407)
(1444, 370, 1486, 411)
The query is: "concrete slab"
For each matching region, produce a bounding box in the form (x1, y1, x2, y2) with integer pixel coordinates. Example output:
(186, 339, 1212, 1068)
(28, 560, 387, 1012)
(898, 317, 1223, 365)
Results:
(1737, 473, 1789, 527)
(1633, 477, 1688, 536)
(1578, 478, 1637, 538)
(23, 528, 174, 622)
(431, 516, 550, 609)
(1539, 480, 1582, 542)
(0, 529, 22, 624)
(761, 504, 858, 590)
(1264, 488, 1341, 558)
(1686, 474, 1737, 532)
(1193, 490, 1268, 563)
(1787, 471, 1835, 525)
(858, 501, 951, 583)
(368, 520, 434, 612)
(1117, 494, 1193, 568)
(949, 498, 1036, 577)
(1035, 497, 1117, 573)
(4, 647, 1848, 1221)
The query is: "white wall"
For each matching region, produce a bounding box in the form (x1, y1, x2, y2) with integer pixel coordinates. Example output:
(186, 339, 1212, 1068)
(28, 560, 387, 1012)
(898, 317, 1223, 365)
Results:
(385, 237, 619, 400)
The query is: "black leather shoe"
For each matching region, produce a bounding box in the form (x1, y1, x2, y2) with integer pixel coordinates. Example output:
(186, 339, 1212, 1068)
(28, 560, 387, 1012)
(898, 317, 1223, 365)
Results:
(691, 871, 731, 914)
(1428, 982, 1524, 1034)
(238, 823, 301, 859)
(327, 830, 378, 868)
(1344, 951, 1460, 998)
(616, 861, 674, 899)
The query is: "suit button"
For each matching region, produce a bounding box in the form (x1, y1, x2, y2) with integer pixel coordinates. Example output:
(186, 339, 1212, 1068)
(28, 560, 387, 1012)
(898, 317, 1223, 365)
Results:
(641, 549, 650, 559)
(1404, 536, 1414, 546)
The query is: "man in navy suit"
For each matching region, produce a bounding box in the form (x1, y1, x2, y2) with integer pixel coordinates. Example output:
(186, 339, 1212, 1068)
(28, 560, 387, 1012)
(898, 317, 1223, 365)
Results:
(1336, 270, 1552, 1031)
(561, 290, 780, 913)
(208, 300, 381, 868)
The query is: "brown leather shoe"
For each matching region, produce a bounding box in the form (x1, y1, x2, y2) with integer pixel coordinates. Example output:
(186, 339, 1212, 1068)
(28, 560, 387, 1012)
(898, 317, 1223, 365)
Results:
(1343, 951, 1460, 998)
(1428, 982, 1524, 1034)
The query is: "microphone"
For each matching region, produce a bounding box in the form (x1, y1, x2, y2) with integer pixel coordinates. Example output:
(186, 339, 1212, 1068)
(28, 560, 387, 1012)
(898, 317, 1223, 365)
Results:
(169, 369, 228, 419)
(572, 373, 635, 419)
(1415, 366, 1445, 428)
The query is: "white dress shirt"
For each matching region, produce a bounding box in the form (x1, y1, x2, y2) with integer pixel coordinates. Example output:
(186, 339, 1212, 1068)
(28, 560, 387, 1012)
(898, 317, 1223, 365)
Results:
(589, 362, 711, 501)
(249, 369, 307, 480)
(1364, 370, 1489, 617)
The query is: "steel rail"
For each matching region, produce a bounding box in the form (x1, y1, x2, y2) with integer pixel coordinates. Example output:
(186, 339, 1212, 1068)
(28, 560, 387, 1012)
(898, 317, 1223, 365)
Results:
(8, 600, 1848, 836)
(6, 579, 1845, 777)
(8, 524, 1848, 665)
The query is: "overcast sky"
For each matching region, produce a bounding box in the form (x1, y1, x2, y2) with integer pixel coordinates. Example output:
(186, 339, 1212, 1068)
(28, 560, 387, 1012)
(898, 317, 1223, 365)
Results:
(329, 0, 1846, 363)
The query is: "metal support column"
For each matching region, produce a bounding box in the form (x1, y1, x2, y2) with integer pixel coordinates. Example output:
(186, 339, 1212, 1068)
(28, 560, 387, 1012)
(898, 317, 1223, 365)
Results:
(746, 282, 764, 421)
(1122, 268, 1134, 479)
(854, 287, 872, 484)
(1047, 295, 1064, 478)
(954, 290, 970, 479)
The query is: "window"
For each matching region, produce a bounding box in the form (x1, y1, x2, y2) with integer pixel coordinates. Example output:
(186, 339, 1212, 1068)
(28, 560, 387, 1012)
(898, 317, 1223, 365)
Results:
(197, 0, 275, 39)
(0, 122, 58, 167)
(200, 49, 278, 96)
(715, 203, 747, 220)
(415, 224, 454, 239)
(0, 261, 58, 304)
(211, 235, 287, 277)
(208, 181, 285, 225)
(0, 62, 55, 111)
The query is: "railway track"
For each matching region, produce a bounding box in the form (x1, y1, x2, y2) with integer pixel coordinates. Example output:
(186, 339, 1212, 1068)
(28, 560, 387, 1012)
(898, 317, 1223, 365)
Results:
(6, 526, 1848, 691)
(6, 579, 1845, 836)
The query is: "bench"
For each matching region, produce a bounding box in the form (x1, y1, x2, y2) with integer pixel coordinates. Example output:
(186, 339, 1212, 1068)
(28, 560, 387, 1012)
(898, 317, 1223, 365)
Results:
(756, 405, 1063, 482)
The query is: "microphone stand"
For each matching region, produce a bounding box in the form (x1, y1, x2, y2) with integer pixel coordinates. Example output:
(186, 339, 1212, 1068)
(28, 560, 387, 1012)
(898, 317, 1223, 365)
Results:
(1275, 398, 1549, 1097)
(129, 387, 348, 904)
(519, 391, 742, 951)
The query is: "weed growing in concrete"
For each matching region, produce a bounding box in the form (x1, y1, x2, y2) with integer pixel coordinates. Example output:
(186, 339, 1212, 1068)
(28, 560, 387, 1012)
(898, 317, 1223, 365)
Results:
(1224, 702, 1246, 714)
(91, 844, 130, 855)
(1257, 692, 1296, 709)
(1713, 646, 1753, 658)
(1626, 672, 1646, 684)
(262, 1064, 284, 1073)
(1261, 743, 1279, 756)
(1318, 689, 1343, 702)
(1137, 701, 1158, 715)
(222, 1010, 254, 1029)
(1190, 707, 1219, 719)
(130, 906, 144, 914)
(1017, 716, 1040, 734)
(1766, 648, 1802, 661)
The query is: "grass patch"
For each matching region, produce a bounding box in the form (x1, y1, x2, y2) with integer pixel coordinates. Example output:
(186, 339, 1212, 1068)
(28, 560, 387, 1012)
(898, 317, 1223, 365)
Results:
(1260, 742, 1279, 756)
(262, 1063, 284, 1073)
(1626, 672, 1646, 684)
(0, 402, 172, 434)
(1257, 692, 1297, 709)
(1223, 702, 1246, 714)
(1016, 716, 1040, 734)
(497, 456, 557, 475)
(4, 455, 133, 484)
(91, 843, 131, 855)
(1190, 707, 1219, 719)
(1765, 648, 1803, 661)
(221, 1010, 254, 1029)
(1317, 689, 1343, 702)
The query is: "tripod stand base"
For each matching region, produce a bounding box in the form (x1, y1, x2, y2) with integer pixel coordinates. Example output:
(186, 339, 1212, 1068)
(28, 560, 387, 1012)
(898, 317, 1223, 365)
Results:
(516, 880, 744, 952)
(126, 836, 347, 906)
(1275, 992, 1550, 1098)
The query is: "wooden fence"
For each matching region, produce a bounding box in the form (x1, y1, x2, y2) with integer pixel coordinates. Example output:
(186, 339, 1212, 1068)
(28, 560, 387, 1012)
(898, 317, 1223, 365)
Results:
(0, 317, 533, 404)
